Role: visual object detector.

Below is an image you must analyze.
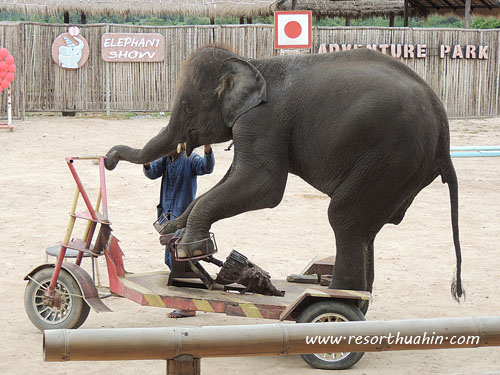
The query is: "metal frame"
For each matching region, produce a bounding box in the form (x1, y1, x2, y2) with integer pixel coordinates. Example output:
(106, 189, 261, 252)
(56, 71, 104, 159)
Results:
(26, 156, 370, 325)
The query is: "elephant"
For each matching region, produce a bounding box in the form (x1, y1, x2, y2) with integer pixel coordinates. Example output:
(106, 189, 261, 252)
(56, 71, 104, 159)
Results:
(105, 46, 464, 302)
(58, 36, 84, 69)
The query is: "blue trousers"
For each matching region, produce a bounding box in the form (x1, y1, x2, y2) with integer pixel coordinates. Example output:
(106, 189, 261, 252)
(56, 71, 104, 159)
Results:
(164, 245, 173, 270)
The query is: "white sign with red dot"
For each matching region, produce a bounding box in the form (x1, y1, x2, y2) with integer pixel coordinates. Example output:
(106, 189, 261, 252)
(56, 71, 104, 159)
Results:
(274, 11, 312, 49)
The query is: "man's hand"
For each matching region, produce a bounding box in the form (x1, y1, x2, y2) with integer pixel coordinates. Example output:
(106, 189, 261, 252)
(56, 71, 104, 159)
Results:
(204, 145, 212, 154)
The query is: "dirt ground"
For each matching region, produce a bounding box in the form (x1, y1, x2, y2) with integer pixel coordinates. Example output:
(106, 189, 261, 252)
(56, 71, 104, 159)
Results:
(0, 114, 499, 374)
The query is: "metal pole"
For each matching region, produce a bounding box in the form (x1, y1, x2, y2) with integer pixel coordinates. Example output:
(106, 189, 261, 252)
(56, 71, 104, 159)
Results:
(44, 317, 500, 362)
(7, 86, 12, 127)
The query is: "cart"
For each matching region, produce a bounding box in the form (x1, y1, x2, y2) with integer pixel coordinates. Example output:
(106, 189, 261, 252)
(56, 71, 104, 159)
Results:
(24, 156, 371, 370)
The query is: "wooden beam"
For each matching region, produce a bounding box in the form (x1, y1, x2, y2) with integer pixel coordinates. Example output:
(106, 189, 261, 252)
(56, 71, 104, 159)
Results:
(80, 12, 87, 24)
(465, 0, 471, 28)
(210, 16, 215, 25)
(64, 11, 69, 24)
(404, 0, 408, 27)
(389, 12, 395, 27)
(345, 16, 351, 26)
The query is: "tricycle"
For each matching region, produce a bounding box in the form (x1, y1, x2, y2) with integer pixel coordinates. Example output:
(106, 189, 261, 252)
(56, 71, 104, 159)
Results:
(24, 156, 371, 370)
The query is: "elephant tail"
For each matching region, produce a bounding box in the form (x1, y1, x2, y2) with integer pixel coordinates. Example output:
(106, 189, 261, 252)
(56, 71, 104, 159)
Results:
(439, 156, 465, 303)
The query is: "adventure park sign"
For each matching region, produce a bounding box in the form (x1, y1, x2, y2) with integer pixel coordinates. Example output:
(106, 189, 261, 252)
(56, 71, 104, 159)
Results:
(101, 33, 165, 62)
(317, 43, 488, 60)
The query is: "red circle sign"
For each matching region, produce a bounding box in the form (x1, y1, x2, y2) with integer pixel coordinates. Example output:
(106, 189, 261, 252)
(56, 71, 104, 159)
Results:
(284, 21, 302, 39)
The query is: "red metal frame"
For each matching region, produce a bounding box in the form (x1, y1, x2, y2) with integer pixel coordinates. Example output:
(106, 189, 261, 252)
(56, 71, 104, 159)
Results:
(46, 157, 107, 298)
(43, 156, 370, 321)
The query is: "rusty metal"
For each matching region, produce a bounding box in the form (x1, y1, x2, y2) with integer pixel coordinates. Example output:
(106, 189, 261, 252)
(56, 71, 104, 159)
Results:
(44, 316, 500, 362)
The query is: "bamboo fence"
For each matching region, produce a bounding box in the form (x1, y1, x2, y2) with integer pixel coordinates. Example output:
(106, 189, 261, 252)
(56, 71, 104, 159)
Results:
(0, 22, 499, 119)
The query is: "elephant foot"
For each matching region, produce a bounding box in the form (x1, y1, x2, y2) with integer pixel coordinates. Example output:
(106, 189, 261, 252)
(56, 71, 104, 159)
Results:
(175, 236, 215, 260)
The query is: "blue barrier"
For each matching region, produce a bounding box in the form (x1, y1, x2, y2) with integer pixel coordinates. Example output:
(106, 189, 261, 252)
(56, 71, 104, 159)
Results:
(450, 146, 500, 158)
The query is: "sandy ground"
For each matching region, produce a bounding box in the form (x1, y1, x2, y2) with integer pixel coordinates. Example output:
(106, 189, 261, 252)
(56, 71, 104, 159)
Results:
(0, 114, 499, 374)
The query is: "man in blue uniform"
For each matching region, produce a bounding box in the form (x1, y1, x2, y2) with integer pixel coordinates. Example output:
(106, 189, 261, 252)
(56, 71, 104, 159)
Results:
(144, 145, 215, 317)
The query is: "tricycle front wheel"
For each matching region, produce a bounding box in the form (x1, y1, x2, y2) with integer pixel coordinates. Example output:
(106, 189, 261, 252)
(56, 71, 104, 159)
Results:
(296, 300, 365, 370)
(24, 268, 90, 331)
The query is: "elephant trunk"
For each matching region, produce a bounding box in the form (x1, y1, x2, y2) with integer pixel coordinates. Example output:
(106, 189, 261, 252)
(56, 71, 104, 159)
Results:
(104, 124, 179, 170)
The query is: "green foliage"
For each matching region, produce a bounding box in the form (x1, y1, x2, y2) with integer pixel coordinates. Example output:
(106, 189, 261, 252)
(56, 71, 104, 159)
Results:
(1, 10, 500, 29)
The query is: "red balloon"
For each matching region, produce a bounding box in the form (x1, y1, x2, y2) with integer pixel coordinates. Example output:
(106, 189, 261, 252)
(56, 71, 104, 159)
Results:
(5, 72, 14, 82)
(7, 64, 16, 73)
(0, 61, 7, 71)
(1, 79, 10, 89)
(0, 48, 8, 58)
(0, 71, 6, 79)
(5, 55, 14, 65)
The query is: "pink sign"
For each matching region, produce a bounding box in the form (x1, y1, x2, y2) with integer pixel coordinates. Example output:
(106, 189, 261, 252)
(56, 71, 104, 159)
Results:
(101, 33, 165, 62)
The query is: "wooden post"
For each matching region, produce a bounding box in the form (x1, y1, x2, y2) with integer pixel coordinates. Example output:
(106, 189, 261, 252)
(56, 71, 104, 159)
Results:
(404, 0, 408, 27)
(167, 355, 200, 375)
(64, 11, 69, 24)
(105, 24, 110, 116)
(389, 13, 395, 27)
(465, 0, 471, 28)
(239, 16, 244, 24)
(210, 17, 215, 25)
(81, 12, 87, 24)
(247, 17, 252, 24)
(345, 16, 351, 26)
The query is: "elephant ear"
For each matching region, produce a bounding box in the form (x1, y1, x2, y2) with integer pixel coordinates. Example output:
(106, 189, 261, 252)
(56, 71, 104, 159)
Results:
(217, 57, 267, 128)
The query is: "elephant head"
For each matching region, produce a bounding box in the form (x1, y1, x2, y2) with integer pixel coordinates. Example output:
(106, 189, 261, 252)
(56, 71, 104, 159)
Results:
(105, 47, 267, 170)
(58, 36, 84, 69)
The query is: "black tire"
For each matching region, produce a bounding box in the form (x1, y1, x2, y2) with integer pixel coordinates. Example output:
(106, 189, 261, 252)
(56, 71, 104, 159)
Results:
(24, 268, 90, 331)
(296, 300, 366, 370)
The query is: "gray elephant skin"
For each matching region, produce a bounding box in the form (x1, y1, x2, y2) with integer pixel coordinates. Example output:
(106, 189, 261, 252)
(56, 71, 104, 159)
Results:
(105, 46, 464, 302)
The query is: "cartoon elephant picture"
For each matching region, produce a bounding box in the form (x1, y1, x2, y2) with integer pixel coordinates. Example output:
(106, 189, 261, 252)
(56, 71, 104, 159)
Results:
(58, 36, 84, 69)
(105, 46, 464, 302)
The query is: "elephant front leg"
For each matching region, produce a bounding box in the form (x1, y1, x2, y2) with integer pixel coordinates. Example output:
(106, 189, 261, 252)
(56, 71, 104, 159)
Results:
(175, 164, 287, 259)
(157, 164, 235, 235)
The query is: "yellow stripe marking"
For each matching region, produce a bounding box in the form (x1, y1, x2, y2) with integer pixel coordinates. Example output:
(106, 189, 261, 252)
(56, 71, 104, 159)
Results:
(120, 277, 166, 307)
(239, 303, 263, 319)
(193, 299, 215, 312)
(337, 289, 372, 300)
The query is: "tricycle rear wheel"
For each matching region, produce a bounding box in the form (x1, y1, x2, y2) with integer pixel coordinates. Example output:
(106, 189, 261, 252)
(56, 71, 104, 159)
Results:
(24, 268, 90, 331)
(296, 300, 365, 370)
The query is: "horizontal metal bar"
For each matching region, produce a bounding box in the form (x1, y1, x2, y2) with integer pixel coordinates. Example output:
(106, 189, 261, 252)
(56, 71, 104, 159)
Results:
(44, 316, 500, 362)
(451, 151, 500, 157)
(451, 146, 500, 151)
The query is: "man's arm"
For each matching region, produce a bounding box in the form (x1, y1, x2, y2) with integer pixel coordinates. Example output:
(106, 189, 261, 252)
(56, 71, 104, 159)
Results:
(190, 145, 215, 175)
(143, 157, 165, 179)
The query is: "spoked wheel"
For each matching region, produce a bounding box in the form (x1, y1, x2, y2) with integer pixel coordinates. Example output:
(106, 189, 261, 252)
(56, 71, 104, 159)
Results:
(297, 301, 365, 370)
(24, 268, 90, 331)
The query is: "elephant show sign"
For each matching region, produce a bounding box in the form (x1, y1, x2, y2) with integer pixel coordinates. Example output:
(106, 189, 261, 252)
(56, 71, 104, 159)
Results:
(51, 27, 90, 69)
(101, 33, 165, 62)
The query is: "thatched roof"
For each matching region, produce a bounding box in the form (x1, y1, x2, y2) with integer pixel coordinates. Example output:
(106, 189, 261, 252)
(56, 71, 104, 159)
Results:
(408, 0, 500, 17)
(277, 0, 414, 19)
(1, 0, 277, 18)
(1, 0, 416, 19)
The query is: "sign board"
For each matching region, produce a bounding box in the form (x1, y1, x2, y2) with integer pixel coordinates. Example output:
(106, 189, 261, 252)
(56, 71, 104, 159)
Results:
(101, 33, 165, 62)
(274, 11, 312, 49)
(51, 27, 90, 70)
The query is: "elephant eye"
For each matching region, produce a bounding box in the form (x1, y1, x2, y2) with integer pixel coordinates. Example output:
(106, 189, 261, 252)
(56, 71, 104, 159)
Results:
(182, 101, 196, 115)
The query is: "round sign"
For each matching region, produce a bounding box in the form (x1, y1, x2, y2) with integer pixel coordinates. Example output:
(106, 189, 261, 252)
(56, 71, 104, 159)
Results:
(284, 21, 302, 39)
(51, 32, 90, 70)
(68, 26, 80, 37)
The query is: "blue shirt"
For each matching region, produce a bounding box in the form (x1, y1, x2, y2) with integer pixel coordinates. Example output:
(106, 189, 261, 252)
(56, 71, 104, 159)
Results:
(143, 151, 215, 219)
